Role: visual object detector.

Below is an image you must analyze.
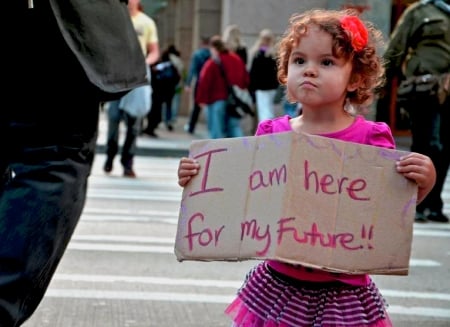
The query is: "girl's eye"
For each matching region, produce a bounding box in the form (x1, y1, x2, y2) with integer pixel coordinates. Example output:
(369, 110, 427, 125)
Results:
(322, 59, 334, 66)
(293, 57, 305, 65)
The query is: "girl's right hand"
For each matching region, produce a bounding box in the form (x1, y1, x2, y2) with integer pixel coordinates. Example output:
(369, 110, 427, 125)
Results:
(177, 157, 200, 187)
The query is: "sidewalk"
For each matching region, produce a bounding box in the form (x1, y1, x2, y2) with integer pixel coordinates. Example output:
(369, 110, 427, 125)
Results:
(96, 110, 412, 158)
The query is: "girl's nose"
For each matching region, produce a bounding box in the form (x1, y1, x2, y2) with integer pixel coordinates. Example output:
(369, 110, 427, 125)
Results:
(303, 64, 318, 77)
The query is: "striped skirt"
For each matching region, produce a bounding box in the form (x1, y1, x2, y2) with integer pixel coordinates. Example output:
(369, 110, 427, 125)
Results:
(225, 262, 393, 327)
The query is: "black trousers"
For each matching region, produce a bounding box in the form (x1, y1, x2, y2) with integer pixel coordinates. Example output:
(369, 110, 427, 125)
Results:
(0, 2, 100, 326)
(144, 83, 175, 133)
(105, 100, 141, 169)
(409, 95, 450, 214)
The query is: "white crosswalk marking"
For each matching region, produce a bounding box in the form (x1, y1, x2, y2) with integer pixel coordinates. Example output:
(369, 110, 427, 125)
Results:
(40, 290, 450, 319)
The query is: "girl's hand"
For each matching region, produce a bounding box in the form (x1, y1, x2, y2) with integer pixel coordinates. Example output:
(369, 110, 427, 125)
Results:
(396, 152, 436, 204)
(177, 157, 200, 187)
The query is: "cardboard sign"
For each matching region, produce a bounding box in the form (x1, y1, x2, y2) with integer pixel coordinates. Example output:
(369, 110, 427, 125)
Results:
(175, 131, 417, 275)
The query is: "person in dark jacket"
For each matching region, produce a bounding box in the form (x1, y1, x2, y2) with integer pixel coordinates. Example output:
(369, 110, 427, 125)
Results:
(382, 0, 450, 223)
(1, 1, 147, 325)
(249, 29, 280, 122)
(223, 24, 248, 65)
(142, 47, 181, 137)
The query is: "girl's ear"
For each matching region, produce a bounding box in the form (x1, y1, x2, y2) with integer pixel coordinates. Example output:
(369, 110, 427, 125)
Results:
(347, 74, 362, 92)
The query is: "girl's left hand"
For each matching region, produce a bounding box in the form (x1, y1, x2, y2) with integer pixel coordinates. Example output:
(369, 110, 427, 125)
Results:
(396, 152, 436, 204)
(177, 157, 200, 187)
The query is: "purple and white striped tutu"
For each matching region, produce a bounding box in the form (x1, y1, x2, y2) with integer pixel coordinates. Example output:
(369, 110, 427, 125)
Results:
(225, 262, 392, 327)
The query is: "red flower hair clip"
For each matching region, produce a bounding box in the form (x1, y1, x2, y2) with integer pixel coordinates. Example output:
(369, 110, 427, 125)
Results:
(340, 15, 368, 52)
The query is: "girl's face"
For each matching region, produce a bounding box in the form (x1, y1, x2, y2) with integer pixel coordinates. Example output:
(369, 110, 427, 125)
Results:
(286, 26, 357, 111)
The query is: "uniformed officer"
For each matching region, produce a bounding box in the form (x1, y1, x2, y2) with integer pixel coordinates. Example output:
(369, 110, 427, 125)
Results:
(382, 0, 450, 223)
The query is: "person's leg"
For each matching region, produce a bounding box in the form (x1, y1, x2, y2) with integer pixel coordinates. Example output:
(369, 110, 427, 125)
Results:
(226, 116, 244, 138)
(186, 84, 202, 134)
(207, 100, 227, 139)
(104, 100, 122, 172)
(121, 112, 141, 177)
(143, 88, 163, 137)
(0, 134, 97, 325)
(172, 86, 182, 123)
(186, 102, 201, 134)
(171, 88, 181, 124)
(255, 89, 276, 122)
(409, 96, 443, 221)
(164, 93, 175, 131)
(427, 97, 450, 222)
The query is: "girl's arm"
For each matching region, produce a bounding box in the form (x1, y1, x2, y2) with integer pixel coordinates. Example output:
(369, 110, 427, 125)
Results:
(396, 152, 436, 204)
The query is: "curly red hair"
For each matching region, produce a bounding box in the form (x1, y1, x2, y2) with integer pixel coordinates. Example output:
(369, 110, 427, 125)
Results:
(277, 9, 385, 106)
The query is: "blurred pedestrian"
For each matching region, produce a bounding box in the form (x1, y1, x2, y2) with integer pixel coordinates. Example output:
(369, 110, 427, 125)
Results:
(167, 45, 185, 127)
(184, 36, 211, 134)
(223, 24, 248, 65)
(249, 28, 279, 122)
(382, 0, 450, 223)
(104, 0, 160, 178)
(196, 35, 250, 138)
(142, 46, 181, 137)
(1, 0, 147, 325)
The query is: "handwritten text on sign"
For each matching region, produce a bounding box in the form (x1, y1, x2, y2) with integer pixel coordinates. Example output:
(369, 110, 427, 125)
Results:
(175, 132, 417, 275)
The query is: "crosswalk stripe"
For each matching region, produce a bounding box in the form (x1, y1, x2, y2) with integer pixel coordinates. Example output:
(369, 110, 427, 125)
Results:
(54, 274, 242, 288)
(67, 242, 441, 267)
(52, 274, 450, 302)
(413, 229, 450, 237)
(68, 242, 174, 253)
(86, 191, 181, 201)
(42, 289, 450, 318)
(72, 235, 175, 243)
(81, 214, 179, 224)
(387, 305, 450, 318)
(45, 289, 233, 304)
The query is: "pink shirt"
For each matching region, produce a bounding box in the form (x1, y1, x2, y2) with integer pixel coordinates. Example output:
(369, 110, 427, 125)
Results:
(256, 115, 396, 286)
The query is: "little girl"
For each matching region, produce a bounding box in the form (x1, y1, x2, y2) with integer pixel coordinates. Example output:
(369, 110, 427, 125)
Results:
(177, 9, 436, 327)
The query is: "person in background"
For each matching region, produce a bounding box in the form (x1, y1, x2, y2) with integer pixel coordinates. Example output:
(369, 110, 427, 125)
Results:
(382, 0, 449, 223)
(177, 9, 436, 327)
(167, 45, 185, 127)
(249, 28, 280, 122)
(142, 46, 181, 137)
(223, 24, 248, 65)
(2, 0, 147, 325)
(195, 35, 250, 139)
(104, 0, 160, 178)
(184, 36, 211, 134)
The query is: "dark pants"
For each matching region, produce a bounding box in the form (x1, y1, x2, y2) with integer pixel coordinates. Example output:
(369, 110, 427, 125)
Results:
(144, 83, 175, 133)
(105, 100, 141, 169)
(1, 2, 100, 326)
(186, 84, 202, 134)
(409, 95, 449, 214)
(186, 102, 202, 133)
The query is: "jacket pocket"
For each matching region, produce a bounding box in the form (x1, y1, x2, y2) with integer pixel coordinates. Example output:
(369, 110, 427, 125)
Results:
(419, 17, 448, 39)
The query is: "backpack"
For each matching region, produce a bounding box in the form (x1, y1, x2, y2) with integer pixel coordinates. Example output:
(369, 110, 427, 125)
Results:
(153, 61, 180, 88)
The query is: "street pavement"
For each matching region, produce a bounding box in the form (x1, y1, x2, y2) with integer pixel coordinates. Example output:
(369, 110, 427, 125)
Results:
(22, 111, 450, 327)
